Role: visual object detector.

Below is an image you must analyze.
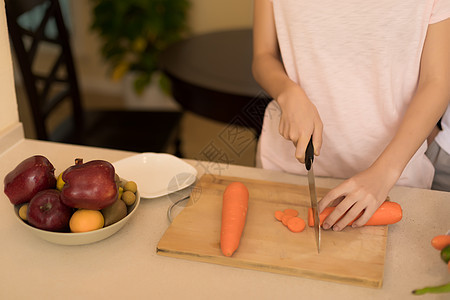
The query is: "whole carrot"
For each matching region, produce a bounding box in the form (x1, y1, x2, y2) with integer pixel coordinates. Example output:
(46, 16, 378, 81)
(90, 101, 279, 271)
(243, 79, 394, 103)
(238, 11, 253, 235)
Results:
(220, 182, 249, 257)
(431, 235, 450, 251)
(308, 201, 402, 227)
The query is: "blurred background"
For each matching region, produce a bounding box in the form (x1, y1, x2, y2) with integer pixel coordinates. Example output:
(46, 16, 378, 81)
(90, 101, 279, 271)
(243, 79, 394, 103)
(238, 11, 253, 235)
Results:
(10, 0, 260, 167)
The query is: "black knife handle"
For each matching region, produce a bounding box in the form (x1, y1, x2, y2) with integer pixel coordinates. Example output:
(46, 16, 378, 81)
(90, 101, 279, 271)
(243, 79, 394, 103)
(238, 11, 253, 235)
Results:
(305, 137, 314, 171)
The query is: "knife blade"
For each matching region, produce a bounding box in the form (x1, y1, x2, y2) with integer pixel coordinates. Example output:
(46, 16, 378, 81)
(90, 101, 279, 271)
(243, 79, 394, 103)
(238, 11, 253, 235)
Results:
(305, 137, 321, 253)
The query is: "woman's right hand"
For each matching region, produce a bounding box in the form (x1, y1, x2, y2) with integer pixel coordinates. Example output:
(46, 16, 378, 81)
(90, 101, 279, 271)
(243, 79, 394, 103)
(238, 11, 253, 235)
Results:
(277, 83, 323, 163)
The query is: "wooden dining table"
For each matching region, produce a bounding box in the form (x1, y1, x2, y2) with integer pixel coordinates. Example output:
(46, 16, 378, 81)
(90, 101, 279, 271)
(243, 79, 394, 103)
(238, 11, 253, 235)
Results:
(0, 124, 449, 299)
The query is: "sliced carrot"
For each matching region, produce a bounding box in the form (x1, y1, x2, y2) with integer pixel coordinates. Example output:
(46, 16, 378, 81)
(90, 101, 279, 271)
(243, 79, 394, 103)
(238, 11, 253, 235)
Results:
(431, 235, 450, 251)
(287, 217, 306, 233)
(308, 201, 403, 227)
(274, 210, 284, 221)
(283, 208, 298, 217)
(220, 182, 249, 257)
(281, 214, 294, 226)
(308, 207, 333, 226)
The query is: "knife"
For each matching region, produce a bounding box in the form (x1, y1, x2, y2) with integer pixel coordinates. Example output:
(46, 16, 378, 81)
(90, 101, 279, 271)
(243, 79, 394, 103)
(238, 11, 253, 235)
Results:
(305, 137, 321, 253)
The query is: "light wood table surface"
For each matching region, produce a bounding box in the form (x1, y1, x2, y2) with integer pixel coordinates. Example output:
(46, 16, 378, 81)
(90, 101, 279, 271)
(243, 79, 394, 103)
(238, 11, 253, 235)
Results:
(0, 125, 449, 299)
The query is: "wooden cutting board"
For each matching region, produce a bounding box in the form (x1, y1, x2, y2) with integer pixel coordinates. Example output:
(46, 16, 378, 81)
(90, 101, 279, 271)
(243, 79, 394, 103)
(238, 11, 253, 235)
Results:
(157, 174, 388, 288)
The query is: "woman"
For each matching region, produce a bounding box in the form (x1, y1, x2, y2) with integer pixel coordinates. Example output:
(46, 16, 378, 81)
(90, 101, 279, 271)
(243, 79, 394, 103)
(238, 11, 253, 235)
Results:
(253, 0, 450, 231)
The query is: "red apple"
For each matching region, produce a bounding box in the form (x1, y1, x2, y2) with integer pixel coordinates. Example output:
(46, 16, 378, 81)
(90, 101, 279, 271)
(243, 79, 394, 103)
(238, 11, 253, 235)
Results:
(27, 189, 73, 232)
(61, 159, 118, 210)
(4, 155, 57, 205)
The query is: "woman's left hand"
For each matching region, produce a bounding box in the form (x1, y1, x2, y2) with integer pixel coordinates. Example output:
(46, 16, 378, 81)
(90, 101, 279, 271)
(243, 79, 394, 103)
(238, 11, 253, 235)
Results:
(318, 164, 397, 231)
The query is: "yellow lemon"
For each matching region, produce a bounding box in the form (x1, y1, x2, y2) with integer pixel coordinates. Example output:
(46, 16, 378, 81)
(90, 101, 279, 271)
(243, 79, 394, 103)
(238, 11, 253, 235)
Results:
(56, 173, 65, 191)
(69, 209, 104, 233)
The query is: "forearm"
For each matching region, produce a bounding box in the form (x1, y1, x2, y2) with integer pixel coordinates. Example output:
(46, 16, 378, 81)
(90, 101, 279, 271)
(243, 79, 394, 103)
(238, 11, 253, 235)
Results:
(252, 0, 306, 102)
(252, 53, 302, 101)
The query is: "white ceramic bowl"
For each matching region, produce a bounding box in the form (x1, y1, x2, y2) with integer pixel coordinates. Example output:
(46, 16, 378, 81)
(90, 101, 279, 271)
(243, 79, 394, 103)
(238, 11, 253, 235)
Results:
(14, 190, 140, 246)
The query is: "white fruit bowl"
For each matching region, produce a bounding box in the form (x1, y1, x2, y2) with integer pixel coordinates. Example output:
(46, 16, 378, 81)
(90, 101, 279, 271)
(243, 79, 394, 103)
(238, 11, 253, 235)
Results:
(14, 190, 140, 246)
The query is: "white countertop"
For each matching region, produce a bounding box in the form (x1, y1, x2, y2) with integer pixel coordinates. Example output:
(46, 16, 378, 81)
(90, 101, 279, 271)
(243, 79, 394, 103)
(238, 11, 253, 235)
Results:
(0, 128, 449, 299)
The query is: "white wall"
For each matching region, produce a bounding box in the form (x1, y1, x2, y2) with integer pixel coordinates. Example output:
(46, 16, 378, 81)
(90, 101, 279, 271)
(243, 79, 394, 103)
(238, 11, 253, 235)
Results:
(188, 0, 253, 34)
(0, 0, 19, 133)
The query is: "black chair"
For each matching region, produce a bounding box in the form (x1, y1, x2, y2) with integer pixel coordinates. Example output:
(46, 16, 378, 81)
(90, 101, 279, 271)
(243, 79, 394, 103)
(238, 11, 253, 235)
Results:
(5, 0, 182, 154)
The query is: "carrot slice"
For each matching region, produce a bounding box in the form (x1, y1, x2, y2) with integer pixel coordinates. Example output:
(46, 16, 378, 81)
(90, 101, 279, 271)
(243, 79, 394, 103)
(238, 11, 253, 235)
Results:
(431, 235, 450, 251)
(281, 214, 294, 226)
(274, 210, 284, 221)
(283, 208, 298, 217)
(308, 201, 403, 227)
(287, 217, 306, 233)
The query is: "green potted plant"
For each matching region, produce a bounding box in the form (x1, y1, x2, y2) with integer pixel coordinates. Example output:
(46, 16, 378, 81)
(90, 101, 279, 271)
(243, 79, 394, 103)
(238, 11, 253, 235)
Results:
(90, 0, 190, 95)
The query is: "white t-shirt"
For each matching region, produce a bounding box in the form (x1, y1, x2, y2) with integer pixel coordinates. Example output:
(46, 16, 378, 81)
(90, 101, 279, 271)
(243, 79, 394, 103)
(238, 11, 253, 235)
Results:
(259, 0, 450, 188)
